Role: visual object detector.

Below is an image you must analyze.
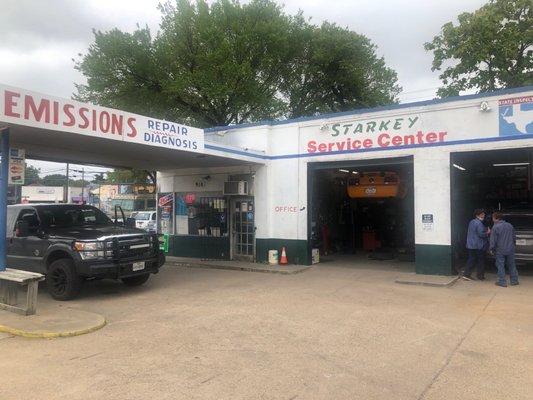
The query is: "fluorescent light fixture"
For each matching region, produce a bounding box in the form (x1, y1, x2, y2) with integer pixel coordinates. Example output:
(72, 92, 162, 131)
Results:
(352, 171, 359, 174)
(452, 164, 466, 171)
(492, 162, 530, 167)
(339, 169, 350, 173)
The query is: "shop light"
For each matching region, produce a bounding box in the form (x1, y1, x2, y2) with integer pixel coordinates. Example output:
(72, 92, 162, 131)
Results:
(339, 169, 350, 173)
(492, 162, 530, 167)
(352, 171, 359, 174)
(452, 164, 466, 171)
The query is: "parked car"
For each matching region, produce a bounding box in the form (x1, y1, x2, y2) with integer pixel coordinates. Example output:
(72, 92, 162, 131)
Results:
(6, 204, 165, 300)
(134, 211, 157, 232)
(499, 210, 533, 263)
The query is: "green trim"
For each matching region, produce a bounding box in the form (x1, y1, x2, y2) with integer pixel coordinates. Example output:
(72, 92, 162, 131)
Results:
(415, 244, 453, 275)
(256, 239, 310, 265)
(169, 235, 230, 260)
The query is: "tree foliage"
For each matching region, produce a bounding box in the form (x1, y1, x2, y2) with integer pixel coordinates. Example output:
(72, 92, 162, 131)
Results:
(24, 164, 41, 185)
(75, 0, 400, 127)
(105, 169, 151, 184)
(424, 0, 532, 97)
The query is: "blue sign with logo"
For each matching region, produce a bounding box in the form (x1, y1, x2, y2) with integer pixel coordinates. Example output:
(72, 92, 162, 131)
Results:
(499, 96, 533, 136)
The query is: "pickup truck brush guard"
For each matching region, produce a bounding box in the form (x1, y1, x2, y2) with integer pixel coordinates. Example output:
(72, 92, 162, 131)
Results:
(6, 204, 166, 300)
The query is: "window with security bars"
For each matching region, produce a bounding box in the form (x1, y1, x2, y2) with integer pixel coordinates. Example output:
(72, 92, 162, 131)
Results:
(175, 192, 228, 236)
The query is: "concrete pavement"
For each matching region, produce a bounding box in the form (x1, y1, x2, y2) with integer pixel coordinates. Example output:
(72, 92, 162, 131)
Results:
(0, 258, 531, 399)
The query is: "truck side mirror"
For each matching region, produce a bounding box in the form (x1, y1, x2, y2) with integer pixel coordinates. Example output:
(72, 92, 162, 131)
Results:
(15, 220, 30, 237)
(125, 217, 136, 229)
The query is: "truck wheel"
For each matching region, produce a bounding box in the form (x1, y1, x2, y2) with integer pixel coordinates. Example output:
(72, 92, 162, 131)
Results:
(121, 274, 150, 287)
(47, 259, 82, 300)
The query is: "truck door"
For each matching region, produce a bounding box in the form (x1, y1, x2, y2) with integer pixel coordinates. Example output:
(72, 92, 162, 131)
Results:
(8, 208, 46, 273)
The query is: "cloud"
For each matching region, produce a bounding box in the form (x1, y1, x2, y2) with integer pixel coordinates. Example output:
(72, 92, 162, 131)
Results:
(1, 0, 487, 102)
(0, 0, 162, 98)
(282, 0, 487, 102)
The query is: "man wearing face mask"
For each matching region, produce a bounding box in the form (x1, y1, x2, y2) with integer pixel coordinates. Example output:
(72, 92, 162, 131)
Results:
(463, 209, 490, 280)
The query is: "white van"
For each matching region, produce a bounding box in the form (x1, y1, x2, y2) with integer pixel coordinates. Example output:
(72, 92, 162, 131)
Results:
(134, 211, 157, 232)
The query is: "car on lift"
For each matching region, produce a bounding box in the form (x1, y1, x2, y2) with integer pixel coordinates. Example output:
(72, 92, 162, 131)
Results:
(6, 203, 165, 300)
(347, 171, 407, 199)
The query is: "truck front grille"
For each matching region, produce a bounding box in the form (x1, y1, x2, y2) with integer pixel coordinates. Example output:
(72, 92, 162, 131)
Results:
(107, 235, 157, 262)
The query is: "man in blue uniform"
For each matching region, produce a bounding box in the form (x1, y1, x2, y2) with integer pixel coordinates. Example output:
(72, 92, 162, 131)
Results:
(490, 212, 519, 287)
(464, 209, 490, 280)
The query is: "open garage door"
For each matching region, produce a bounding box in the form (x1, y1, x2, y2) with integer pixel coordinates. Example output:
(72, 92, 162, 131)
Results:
(451, 148, 533, 275)
(308, 156, 414, 271)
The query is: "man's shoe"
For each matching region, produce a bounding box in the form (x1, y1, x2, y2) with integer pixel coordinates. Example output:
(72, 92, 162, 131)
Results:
(477, 276, 486, 281)
(495, 281, 507, 287)
(510, 281, 519, 286)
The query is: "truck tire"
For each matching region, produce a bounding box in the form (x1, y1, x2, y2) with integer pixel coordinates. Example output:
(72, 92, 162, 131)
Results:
(46, 258, 82, 300)
(121, 274, 150, 287)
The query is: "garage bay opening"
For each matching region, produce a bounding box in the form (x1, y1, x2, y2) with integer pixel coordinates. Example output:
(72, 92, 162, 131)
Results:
(308, 156, 414, 270)
(451, 148, 533, 275)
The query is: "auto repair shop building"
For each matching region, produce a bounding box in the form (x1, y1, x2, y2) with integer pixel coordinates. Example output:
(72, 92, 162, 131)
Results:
(158, 86, 533, 275)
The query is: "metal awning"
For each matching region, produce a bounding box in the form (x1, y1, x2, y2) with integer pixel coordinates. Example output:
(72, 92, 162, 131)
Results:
(0, 83, 264, 272)
(6, 123, 262, 170)
(0, 83, 263, 170)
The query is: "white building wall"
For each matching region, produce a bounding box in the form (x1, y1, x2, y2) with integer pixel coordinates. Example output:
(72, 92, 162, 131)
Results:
(158, 87, 533, 270)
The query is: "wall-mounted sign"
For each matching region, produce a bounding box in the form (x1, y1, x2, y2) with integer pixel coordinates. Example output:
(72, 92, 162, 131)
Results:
(499, 96, 533, 136)
(274, 206, 298, 212)
(0, 84, 204, 153)
(8, 148, 25, 185)
(299, 93, 533, 156)
(422, 214, 434, 232)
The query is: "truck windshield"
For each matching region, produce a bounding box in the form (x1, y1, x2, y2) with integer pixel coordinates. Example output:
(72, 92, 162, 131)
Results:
(38, 206, 113, 227)
(135, 213, 151, 220)
(503, 214, 533, 230)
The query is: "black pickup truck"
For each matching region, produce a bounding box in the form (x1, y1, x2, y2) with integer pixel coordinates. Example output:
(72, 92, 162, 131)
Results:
(6, 204, 165, 300)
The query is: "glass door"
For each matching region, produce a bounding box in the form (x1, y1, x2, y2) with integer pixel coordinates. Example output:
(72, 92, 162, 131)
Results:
(231, 198, 255, 261)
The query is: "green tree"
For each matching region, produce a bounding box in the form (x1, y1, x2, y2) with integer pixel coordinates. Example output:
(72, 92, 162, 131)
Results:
(424, 0, 532, 97)
(24, 164, 41, 185)
(41, 174, 67, 186)
(92, 173, 107, 184)
(105, 169, 152, 184)
(75, 0, 400, 126)
(285, 22, 400, 117)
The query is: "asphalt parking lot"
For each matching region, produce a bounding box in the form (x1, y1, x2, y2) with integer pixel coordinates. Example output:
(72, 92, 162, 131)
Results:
(1, 260, 532, 400)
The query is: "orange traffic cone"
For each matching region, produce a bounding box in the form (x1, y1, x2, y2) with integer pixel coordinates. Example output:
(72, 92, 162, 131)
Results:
(280, 247, 288, 265)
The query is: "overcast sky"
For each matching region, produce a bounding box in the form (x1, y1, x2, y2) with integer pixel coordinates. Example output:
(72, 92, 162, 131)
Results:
(0, 0, 487, 175)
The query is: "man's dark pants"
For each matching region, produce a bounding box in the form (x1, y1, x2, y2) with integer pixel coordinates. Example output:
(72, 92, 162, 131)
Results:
(464, 249, 486, 278)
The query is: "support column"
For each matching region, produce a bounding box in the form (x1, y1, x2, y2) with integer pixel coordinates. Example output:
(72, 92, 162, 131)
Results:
(414, 150, 453, 275)
(0, 129, 9, 271)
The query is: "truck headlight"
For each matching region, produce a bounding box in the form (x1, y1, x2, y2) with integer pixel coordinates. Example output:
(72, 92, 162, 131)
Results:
(74, 241, 105, 260)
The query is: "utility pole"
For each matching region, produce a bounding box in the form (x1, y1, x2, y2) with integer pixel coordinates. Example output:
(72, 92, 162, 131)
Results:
(64, 163, 69, 203)
(81, 167, 85, 204)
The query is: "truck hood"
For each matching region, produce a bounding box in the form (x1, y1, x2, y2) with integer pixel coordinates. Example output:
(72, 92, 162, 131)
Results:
(47, 225, 149, 241)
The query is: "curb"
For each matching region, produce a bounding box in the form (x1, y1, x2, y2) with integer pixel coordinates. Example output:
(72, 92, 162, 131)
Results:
(170, 262, 312, 275)
(0, 318, 106, 339)
(395, 276, 460, 288)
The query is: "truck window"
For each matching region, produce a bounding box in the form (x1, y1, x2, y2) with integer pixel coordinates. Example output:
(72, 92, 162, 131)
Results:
(38, 206, 112, 227)
(6, 207, 18, 237)
(17, 209, 40, 235)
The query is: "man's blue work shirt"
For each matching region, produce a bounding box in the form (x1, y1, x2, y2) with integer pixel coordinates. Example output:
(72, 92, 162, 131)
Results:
(490, 220, 516, 256)
(466, 218, 489, 250)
